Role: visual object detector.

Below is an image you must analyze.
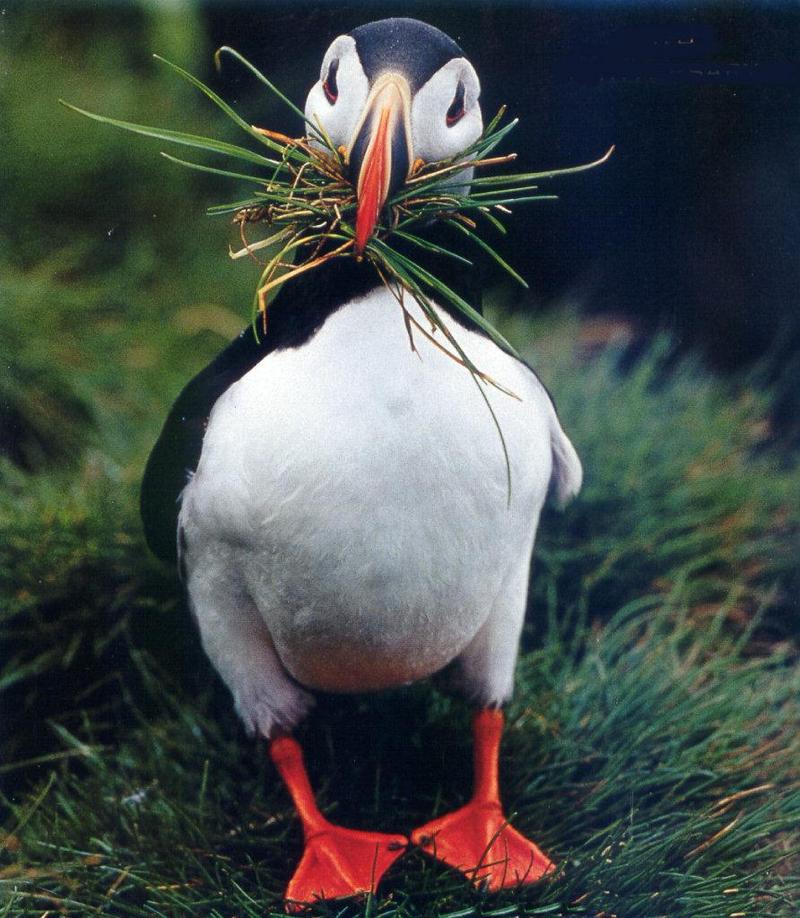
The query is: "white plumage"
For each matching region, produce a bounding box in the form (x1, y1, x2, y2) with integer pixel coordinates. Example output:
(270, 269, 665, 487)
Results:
(178, 286, 581, 738)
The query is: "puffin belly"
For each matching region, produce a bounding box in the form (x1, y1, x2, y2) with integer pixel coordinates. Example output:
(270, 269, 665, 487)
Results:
(186, 287, 554, 694)
(238, 507, 506, 693)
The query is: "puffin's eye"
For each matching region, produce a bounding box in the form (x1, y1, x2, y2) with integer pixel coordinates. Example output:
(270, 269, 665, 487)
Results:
(322, 59, 339, 104)
(446, 80, 466, 127)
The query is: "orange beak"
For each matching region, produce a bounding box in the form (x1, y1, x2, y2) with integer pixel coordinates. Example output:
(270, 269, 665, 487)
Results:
(349, 75, 413, 254)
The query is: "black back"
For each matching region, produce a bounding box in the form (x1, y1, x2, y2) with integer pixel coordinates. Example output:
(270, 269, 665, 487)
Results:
(350, 18, 463, 92)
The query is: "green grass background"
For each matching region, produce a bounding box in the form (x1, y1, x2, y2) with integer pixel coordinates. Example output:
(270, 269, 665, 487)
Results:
(2, 4, 799, 915)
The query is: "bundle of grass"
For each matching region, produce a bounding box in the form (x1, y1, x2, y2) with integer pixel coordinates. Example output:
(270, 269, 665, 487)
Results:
(63, 48, 611, 345)
(62, 49, 612, 490)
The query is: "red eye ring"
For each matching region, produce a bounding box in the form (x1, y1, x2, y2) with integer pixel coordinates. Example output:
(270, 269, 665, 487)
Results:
(446, 107, 465, 127)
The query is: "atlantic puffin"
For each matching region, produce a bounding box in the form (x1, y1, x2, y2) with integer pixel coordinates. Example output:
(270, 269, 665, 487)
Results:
(141, 17, 582, 906)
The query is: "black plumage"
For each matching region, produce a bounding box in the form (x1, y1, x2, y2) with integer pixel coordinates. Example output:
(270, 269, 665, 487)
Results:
(350, 19, 464, 92)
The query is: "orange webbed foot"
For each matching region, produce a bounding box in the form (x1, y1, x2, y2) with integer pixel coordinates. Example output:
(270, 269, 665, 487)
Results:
(285, 821, 407, 910)
(269, 734, 406, 910)
(411, 800, 554, 890)
(411, 708, 555, 890)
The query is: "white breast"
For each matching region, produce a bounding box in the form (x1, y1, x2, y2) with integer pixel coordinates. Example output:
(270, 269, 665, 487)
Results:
(180, 286, 568, 694)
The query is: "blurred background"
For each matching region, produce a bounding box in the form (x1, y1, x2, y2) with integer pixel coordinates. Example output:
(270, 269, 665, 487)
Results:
(5, 2, 800, 359)
(2, 3, 799, 911)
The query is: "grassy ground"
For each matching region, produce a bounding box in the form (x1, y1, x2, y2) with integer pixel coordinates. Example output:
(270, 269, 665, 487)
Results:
(1, 587, 798, 916)
(3, 6, 799, 915)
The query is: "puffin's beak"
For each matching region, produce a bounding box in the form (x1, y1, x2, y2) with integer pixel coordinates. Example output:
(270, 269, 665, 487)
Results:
(348, 73, 413, 254)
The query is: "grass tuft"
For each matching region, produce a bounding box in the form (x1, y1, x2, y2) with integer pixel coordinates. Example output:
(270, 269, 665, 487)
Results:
(1, 601, 797, 916)
(512, 313, 800, 645)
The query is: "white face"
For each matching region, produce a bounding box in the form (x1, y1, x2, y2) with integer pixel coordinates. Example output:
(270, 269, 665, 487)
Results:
(304, 36, 369, 152)
(410, 57, 483, 165)
(304, 34, 483, 167)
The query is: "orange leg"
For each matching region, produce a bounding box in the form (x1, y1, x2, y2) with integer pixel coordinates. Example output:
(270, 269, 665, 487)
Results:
(269, 735, 407, 909)
(410, 709, 555, 890)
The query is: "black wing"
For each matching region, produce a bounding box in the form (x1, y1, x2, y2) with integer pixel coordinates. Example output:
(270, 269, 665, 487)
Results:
(139, 324, 274, 565)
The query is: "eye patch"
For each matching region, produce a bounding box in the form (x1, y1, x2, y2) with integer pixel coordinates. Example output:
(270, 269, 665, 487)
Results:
(323, 58, 339, 104)
(446, 80, 466, 126)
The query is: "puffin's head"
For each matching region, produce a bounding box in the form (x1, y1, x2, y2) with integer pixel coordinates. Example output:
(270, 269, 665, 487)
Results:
(304, 17, 483, 252)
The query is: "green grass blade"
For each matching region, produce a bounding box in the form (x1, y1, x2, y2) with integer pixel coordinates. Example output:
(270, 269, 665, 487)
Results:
(378, 261, 514, 502)
(207, 192, 332, 217)
(214, 46, 330, 148)
(477, 208, 508, 234)
(456, 194, 559, 209)
(482, 105, 509, 137)
(468, 178, 544, 191)
(474, 145, 616, 186)
(445, 219, 528, 288)
(373, 239, 520, 359)
(392, 230, 473, 267)
(461, 116, 519, 161)
(159, 152, 269, 185)
(152, 54, 302, 164)
(59, 100, 278, 169)
(206, 198, 268, 215)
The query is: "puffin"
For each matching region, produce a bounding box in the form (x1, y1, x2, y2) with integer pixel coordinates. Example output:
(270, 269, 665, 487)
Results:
(141, 17, 582, 907)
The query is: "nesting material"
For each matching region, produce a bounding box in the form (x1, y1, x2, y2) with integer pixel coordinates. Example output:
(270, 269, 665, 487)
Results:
(61, 47, 612, 494)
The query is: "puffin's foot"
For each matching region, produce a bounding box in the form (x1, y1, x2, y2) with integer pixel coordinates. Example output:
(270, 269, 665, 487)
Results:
(411, 800, 554, 890)
(285, 821, 407, 909)
(411, 707, 555, 890)
(269, 734, 406, 910)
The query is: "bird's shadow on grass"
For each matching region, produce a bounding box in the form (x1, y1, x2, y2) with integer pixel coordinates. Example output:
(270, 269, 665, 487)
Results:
(292, 688, 474, 836)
